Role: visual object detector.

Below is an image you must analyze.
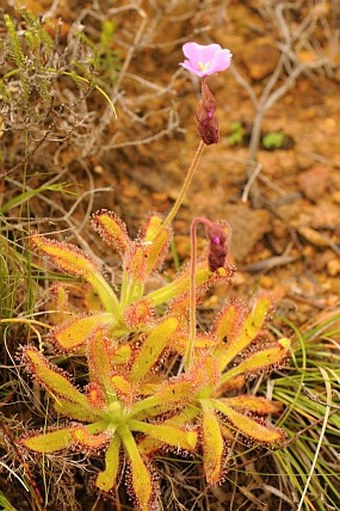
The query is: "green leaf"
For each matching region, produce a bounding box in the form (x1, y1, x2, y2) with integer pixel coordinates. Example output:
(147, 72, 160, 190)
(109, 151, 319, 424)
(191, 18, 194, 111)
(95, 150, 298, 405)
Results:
(214, 301, 244, 343)
(120, 425, 153, 510)
(70, 425, 110, 449)
(219, 296, 271, 369)
(220, 395, 282, 415)
(212, 400, 285, 444)
(31, 234, 121, 315)
(133, 374, 198, 418)
(226, 121, 244, 146)
(52, 313, 116, 350)
(31, 234, 99, 278)
(221, 338, 290, 383)
(0, 490, 19, 511)
(96, 436, 121, 492)
(146, 264, 212, 306)
(129, 318, 178, 383)
(200, 399, 225, 485)
(143, 215, 172, 274)
(22, 428, 72, 453)
(262, 131, 285, 150)
(0, 184, 69, 215)
(91, 210, 130, 256)
(129, 420, 197, 451)
(54, 398, 99, 422)
(25, 347, 89, 407)
(87, 330, 116, 394)
(110, 374, 134, 404)
(137, 408, 197, 455)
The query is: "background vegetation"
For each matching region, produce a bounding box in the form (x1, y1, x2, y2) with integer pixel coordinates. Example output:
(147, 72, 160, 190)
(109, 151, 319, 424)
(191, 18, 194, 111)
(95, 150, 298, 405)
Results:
(0, 1, 339, 510)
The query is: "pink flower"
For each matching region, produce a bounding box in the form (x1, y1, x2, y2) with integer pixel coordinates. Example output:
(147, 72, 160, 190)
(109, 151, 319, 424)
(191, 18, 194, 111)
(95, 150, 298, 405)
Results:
(180, 42, 232, 77)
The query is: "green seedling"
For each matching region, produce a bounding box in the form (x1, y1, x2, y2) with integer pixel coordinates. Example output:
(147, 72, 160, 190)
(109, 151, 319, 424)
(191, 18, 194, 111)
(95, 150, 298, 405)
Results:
(262, 131, 285, 150)
(226, 121, 244, 146)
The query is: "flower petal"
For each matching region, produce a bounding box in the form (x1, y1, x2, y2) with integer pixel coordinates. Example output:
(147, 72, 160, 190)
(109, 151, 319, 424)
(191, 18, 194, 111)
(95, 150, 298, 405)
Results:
(182, 41, 204, 60)
(210, 49, 233, 72)
(200, 43, 223, 62)
(179, 60, 203, 77)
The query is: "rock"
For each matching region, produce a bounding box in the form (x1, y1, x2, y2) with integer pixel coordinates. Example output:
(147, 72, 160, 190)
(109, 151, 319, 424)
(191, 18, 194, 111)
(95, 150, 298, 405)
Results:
(308, 250, 334, 271)
(242, 38, 280, 81)
(297, 166, 330, 201)
(231, 272, 247, 286)
(225, 204, 271, 261)
(278, 199, 313, 224)
(332, 153, 340, 168)
(260, 152, 280, 176)
(310, 202, 339, 228)
(151, 192, 168, 202)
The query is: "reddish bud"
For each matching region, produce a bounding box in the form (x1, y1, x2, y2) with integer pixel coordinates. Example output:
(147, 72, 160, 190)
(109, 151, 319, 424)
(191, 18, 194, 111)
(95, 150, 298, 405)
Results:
(195, 80, 219, 145)
(206, 222, 229, 271)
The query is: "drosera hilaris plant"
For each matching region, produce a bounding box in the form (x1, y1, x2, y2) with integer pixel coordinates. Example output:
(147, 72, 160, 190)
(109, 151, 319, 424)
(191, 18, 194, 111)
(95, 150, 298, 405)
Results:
(21, 220, 290, 507)
(14, 42, 291, 510)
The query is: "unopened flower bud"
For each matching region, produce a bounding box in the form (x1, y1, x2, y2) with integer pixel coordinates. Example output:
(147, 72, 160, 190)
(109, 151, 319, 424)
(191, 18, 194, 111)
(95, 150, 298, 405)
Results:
(206, 222, 229, 271)
(195, 80, 219, 145)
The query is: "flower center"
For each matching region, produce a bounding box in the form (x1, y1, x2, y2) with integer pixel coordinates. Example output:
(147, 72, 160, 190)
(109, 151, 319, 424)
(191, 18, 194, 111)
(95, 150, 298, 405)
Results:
(197, 60, 210, 72)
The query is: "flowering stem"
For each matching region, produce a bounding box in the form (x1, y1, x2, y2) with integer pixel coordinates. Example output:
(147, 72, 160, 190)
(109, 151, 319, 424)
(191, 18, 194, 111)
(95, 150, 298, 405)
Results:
(184, 216, 214, 370)
(161, 140, 206, 231)
(184, 219, 199, 370)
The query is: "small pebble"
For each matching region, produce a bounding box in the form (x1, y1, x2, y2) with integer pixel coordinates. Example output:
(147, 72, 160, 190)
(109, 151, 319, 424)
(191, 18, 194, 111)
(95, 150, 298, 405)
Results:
(332, 190, 340, 205)
(327, 258, 340, 277)
(259, 275, 273, 289)
(151, 192, 168, 202)
(93, 165, 104, 175)
(298, 226, 330, 247)
(297, 166, 329, 201)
